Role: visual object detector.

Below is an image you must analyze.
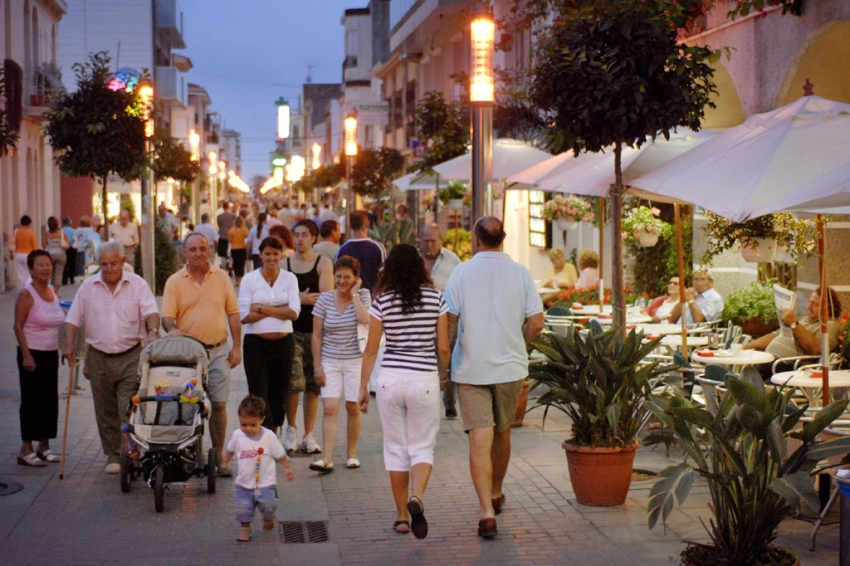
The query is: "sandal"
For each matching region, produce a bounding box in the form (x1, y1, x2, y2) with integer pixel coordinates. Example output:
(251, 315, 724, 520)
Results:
(217, 463, 232, 478)
(17, 453, 47, 468)
(407, 495, 428, 539)
(392, 520, 410, 534)
(263, 518, 276, 532)
(346, 458, 361, 469)
(37, 449, 61, 463)
(308, 459, 334, 473)
(237, 526, 251, 542)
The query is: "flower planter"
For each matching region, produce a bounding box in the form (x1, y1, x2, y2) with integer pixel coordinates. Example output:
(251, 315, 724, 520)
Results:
(30, 94, 46, 106)
(511, 378, 532, 428)
(738, 318, 779, 339)
(448, 198, 464, 210)
(740, 237, 778, 263)
(557, 218, 578, 231)
(636, 233, 659, 247)
(563, 441, 638, 506)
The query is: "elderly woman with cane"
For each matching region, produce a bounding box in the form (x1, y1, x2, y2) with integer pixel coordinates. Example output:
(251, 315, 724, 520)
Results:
(13, 249, 66, 467)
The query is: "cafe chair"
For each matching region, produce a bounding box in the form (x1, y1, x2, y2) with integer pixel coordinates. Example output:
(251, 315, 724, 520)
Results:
(546, 306, 573, 317)
(806, 425, 850, 551)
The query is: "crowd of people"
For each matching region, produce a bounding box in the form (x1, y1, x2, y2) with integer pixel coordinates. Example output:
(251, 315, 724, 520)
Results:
(12, 201, 543, 544)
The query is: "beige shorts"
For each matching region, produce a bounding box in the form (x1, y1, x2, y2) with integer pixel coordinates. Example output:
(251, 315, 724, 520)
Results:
(458, 379, 524, 433)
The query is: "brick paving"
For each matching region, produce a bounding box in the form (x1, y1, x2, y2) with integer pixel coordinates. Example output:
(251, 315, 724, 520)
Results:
(0, 284, 842, 565)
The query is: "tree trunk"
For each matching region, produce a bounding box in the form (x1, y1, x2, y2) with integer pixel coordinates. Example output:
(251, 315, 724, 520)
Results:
(611, 141, 625, 333)
(100, 175, 110, 241)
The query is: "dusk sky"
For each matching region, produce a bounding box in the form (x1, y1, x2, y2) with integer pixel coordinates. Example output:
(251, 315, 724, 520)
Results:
(178, 0, 365, 181)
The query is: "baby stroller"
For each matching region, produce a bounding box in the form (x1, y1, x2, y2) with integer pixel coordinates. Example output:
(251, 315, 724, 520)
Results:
(120, 337, 216, 512)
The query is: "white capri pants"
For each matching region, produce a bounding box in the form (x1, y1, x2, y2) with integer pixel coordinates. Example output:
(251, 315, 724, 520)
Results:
(375, 367, 440, 471)
(320, 356, 363, 402)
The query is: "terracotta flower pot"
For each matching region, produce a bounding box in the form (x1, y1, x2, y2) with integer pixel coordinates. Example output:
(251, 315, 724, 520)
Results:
(563, 441, 638, 506)
(738, 318, 779, 339)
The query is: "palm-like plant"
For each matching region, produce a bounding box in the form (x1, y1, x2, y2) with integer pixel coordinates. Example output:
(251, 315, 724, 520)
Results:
(646, 377, 850, 565)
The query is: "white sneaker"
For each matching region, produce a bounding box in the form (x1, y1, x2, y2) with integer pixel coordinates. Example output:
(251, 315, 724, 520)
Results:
(283, 426, 298, 453)
(301, 433, 322, 454)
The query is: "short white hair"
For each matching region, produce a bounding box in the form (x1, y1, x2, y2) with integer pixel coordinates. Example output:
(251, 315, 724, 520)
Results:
(97, 240, 125, 261)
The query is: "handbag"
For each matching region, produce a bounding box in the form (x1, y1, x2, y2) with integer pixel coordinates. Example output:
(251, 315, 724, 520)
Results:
(60, 234, 70, 250)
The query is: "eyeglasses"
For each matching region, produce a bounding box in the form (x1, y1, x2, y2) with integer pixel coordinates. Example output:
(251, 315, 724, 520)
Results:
(668, 281, 679, 285)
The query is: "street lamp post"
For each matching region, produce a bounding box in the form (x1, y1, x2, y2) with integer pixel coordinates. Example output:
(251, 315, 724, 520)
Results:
(138, 79, 156, 291)
(189, 129, 200, 224)
(208, 150, 218, 222)
(470, 5, 495, 225)
(344, 112, 358, 226)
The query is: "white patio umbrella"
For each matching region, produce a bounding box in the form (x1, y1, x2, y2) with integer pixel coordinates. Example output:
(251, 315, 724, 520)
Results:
(631, 95, 850, 403)
(393, 138, 553, 190)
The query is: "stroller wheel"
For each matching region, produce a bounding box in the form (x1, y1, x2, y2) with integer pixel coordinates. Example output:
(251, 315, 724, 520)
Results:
(120, 451, 131, 493)
(207, 448, 217, 494)
(153, 466, 165, 513)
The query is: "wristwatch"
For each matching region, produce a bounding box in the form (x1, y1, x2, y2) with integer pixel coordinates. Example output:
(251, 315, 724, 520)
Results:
(790, 321, 799, 330)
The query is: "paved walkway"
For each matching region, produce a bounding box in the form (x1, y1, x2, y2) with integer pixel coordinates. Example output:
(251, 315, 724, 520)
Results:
(0, 284, 841, 565)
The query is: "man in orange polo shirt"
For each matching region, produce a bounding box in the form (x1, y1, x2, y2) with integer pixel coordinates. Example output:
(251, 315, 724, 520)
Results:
(162, 233, 242, 474)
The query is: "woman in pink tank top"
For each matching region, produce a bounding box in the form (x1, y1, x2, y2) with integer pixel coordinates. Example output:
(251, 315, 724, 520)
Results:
(13, 250, 66, 467)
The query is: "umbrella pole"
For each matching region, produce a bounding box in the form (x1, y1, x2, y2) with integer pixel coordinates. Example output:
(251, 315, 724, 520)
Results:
(599, 196, 605, 313)
(817, 215, 829, 406)
(675, 204, 688, 351)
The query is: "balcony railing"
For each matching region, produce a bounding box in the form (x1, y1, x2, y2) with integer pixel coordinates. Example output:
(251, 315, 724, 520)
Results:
(155, 0, 186, 49)
(154, 66, 186, 105)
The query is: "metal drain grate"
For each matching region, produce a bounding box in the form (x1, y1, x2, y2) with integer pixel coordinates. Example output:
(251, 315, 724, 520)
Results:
(280, 521, 329, 543)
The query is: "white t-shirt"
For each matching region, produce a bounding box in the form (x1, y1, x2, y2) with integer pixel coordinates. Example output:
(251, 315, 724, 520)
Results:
(226, 427, 287, 489)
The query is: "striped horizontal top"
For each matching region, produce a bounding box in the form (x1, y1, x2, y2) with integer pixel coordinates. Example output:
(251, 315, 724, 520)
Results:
(313, 289, 371, 360)
(369, 287, 447, 372)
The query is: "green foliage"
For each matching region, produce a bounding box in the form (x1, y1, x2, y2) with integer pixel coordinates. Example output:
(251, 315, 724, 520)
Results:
(368, 220, 416, 254)
(0, 64, 19, 156)
(44, 51, 146, 217)
(624, 202, 691, 297)
(293, 162, 345, 194)
(722, 279, 779, 325)
(152, 129, 200, 183)
(134, 222, 178, 295)
(529, 1, 717, 156)
(700, 211, 817, 265)
(728, 0, 804, 19)
(646, 376, 850, 564)
(529, 327, 671, 447)
(442, 228, 472, 261)
(409, 91, 469, 174)
(437, 181, 467, 204)
(350, 147, 404, 198)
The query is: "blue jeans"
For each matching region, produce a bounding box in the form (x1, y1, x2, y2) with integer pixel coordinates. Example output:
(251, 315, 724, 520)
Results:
(235, 484, 278, 522)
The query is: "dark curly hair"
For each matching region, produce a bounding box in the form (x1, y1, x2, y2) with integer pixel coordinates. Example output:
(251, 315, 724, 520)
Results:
(375, 244, 433, 315)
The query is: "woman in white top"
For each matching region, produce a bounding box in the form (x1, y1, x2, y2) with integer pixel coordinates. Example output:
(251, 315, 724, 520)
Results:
(643, 277, 680, 323)
(357, 244, 450, 538)
(238, 237, 301, 436)
(309, 256, 371, 473)
(245, 212, 270, 271)
(13, 250, 67, 467)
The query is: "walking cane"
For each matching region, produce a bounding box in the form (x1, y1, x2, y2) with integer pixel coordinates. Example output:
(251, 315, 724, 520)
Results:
(59, 356, 76, 480)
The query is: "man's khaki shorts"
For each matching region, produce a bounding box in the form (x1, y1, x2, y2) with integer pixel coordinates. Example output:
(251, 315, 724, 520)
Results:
(458, 379, 524, 433)
(290, 332, 320, 395)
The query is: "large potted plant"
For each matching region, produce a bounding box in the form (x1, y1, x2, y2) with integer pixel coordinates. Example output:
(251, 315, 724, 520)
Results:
(700, 211, 816, 265)
(646, 377, 850, 566)
(530, 327, 670, 506)
(721, 279, 779, 338)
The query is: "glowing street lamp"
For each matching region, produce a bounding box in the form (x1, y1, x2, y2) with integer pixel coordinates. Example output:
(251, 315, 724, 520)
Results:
(344, 112, 358, 223)
(137, 77, 156, 290)
(470, 5, 494, 224)
(276, 97, 291, 141)
(312, 142, 322, 171)
(188, 129, 200, 160)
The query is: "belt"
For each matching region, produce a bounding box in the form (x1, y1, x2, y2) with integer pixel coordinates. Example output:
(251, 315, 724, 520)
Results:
(198, 339, 226, 350)
(92, 343, 141, 357)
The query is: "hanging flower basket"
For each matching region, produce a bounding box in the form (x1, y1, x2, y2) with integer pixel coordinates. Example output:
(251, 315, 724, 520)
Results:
(448, 198, 464, 210)
(740, 237, 777, 263)
(557, 218, 578, 231)
(437, 181, 468, 207)
(636, 233, 659, 247)
(622, 206, 668, 247)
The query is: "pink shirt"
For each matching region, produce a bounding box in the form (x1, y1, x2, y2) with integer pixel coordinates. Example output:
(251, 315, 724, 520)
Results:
(65, 271, 159, 354)
(23, 283, 65, 350)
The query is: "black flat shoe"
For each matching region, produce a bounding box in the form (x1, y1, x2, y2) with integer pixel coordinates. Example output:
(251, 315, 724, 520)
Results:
(407, 496, 428, 539)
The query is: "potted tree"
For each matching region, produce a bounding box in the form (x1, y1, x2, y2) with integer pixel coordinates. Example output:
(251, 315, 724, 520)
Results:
(700, 211, 816, 265)
(542, 194, 596, 231)
(721, 279, 779, 338)
(437, 180, 468, 210)
(646, 376, 850, 566)
(530, 327, 671, 506)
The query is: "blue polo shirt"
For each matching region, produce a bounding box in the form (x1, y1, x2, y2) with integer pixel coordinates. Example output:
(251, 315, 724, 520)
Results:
(444, 251, 543, 385)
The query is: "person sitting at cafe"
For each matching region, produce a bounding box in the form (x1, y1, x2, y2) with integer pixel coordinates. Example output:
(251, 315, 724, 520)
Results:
(744, 287, 842, 380)
(574, 248, 600, 291)
(643, 276, 680, 323)
(668, 268, 723, 326)
(541, 249, 578, 303)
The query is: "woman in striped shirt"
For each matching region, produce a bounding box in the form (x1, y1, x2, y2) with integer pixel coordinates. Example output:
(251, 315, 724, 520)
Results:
(310, 256, 371, 473)
(357, 244, 450, 539)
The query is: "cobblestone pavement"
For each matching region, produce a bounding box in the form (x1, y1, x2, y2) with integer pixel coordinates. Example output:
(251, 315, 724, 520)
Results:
(0, 285, 841, 565)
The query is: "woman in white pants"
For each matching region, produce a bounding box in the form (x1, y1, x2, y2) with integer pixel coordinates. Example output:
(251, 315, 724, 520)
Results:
(357, 244, 450, 539)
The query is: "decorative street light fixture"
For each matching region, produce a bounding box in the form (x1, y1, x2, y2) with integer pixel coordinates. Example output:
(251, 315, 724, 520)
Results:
(137, 78, 156, 291)
(470, 5, 495, 225)
(276, 97, 291, 141)
(344, 112, 358, 224)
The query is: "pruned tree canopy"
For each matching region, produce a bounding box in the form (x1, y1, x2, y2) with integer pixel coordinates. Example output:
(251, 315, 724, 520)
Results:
(152, 128, 200, 183)
(351, 147, 404, 198)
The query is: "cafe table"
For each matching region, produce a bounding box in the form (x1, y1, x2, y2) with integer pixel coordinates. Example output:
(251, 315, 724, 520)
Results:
(637, 323, 687, 336)
(692, 349, 775, 368)
(660, 335, 709, 351)
(770, 369, 850, 406)
(594, 313, 653, 325)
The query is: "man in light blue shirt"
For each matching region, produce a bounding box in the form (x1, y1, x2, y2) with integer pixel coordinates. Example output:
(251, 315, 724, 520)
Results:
(444, 217, 544, 539)
(670, 268, 724, 325)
